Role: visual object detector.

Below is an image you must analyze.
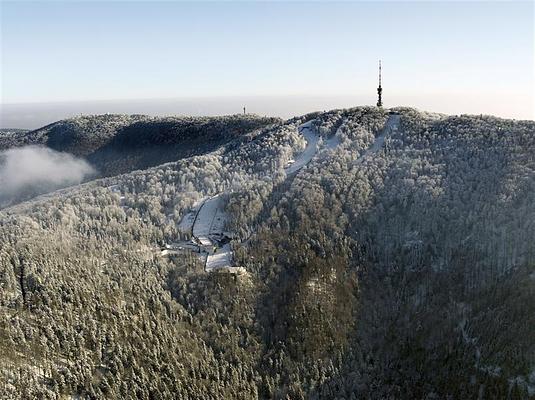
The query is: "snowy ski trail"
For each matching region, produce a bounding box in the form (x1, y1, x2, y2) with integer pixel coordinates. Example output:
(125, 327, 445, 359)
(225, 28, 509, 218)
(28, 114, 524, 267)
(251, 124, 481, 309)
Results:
(355, 113, 399, 165)
(285, 121, 320, 175)
(179, 117, 345, 272)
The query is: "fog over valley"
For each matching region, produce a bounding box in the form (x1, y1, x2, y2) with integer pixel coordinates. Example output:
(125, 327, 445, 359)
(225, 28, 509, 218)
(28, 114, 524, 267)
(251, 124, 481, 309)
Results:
(0, 146, 95, 208)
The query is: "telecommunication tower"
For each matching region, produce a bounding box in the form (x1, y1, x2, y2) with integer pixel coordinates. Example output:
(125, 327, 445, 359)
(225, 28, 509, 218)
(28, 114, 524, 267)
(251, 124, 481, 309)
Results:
(377, 60, 383, 108)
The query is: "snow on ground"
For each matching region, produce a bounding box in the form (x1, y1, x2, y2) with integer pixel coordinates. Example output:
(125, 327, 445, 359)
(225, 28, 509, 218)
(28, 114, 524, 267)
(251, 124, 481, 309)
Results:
(355, 114, 400, 165)
(166, 115, 397, 274)
(285, 121, 320, 175)
(172, 116, 396, 274)
(192, 194, 228, 246)
(210, 199, 227, 237)
(324, 121, 345, 151)
(205, 243, 233, 271)
(285, 119, 343, 174)
(173, 194, 235, 271)
(178, 211, 196, 233)
(177, 197, 208, 233)
(165, 242, 199, 252)
(323, 134, 341, 151)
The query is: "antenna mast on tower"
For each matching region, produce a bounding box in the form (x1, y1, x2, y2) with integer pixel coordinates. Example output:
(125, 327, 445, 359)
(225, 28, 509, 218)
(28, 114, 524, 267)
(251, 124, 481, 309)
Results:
(377, 60, 383, 107)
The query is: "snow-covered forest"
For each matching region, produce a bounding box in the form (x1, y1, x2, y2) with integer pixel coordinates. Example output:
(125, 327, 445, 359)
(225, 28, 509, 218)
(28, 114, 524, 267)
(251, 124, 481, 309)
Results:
(1, 107, 534, 399)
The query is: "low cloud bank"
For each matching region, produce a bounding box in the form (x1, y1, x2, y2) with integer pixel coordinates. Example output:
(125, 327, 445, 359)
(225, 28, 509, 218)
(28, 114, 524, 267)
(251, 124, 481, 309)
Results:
(0, 146, 95, 207)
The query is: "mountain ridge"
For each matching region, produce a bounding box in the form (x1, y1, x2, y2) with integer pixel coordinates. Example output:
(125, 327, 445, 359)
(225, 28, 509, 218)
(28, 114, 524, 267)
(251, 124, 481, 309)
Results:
(0, 113, 281, 174)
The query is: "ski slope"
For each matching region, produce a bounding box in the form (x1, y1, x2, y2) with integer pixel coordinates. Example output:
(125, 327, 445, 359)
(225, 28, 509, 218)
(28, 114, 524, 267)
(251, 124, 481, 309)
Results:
(285, 121, 320, 175)
(174, 117, 348, 273)
(205, 244, 233, 271)
(355, 113, 399, 165)
(323, 134, 341, 151)
(192, 194, 227, 246)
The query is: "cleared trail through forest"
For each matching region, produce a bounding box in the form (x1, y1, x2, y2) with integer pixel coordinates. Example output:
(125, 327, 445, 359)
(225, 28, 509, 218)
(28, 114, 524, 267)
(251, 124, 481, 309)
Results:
(284, 120, 319, 175)
(183, 119, 327, 272)
(140, 115, 395, 272)
(355, 113, 399, 165)
(341, 113, 400, 217)
(189, 194, 235, 271)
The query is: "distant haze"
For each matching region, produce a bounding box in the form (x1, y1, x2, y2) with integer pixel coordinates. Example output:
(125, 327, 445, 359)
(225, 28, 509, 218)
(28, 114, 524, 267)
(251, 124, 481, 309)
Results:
(2, 92, 533, 130)
(0, 146, 95, 206)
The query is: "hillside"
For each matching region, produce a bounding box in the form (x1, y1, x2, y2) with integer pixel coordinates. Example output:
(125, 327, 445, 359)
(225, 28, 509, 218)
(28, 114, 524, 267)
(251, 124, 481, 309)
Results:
(0, 114, 280, 208)
(1, 106, 535, 399)
(0, 114, 281, 176)
(0, 129, 29, 148)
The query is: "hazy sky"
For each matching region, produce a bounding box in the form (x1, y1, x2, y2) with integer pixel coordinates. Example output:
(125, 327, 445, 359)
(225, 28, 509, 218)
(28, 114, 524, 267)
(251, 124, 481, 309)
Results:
(1, 0, 534, 128)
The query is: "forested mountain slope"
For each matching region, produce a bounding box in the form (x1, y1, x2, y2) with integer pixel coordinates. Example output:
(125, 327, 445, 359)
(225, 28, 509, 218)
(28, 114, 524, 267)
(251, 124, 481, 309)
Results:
(0, 114, 280, 177)
(0, 129, 29, 145)
(1, 107, 534, 399)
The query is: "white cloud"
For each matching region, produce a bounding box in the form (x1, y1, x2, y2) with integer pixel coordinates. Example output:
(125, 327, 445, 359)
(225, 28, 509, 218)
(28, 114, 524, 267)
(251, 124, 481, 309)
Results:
(0, 146, 95, 206)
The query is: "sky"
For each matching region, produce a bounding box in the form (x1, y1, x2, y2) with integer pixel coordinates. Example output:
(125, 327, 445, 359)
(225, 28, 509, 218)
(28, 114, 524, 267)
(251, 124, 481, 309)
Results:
(1, 0, 534, 128)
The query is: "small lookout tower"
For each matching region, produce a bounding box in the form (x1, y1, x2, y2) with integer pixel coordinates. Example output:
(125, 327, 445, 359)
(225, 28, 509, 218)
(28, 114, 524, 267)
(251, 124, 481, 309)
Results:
(377, 60, 383, 108)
